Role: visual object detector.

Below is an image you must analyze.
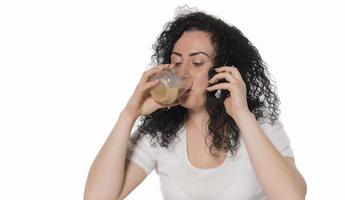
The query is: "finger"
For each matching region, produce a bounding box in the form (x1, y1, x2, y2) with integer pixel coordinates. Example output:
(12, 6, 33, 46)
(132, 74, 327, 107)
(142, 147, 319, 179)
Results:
(140, 64, 169, 84)
(148, 64, 170, 76)
(206, 82, 234, 91)
(168, 63, 176, 69)
(143, 79, 160, 91)
(215, 66, 242, 80)
(209, 72, 237, 84)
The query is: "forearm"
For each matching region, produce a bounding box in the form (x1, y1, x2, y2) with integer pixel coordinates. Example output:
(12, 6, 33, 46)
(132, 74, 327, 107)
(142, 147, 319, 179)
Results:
(234, 112, 306, 200)
(84, 110, 138, 200)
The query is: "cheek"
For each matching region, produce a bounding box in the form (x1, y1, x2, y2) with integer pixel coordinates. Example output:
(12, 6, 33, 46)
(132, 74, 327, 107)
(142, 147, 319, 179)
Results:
(199, 70, 210, 84)
(189, 67, 212, 91)
(192, 75, 210, 91)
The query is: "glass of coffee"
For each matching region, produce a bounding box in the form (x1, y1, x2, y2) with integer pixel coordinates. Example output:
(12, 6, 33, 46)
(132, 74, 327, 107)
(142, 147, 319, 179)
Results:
(149, 66, 192, 105)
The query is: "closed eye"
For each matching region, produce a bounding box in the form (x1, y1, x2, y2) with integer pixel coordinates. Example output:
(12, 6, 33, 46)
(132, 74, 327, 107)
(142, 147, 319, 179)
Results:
(172, 62, 203, 67)
(193, 63, 204, 66)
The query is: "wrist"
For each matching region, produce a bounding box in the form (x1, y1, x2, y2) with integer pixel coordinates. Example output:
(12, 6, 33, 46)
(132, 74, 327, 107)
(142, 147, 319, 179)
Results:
(233, 110, 255, 126)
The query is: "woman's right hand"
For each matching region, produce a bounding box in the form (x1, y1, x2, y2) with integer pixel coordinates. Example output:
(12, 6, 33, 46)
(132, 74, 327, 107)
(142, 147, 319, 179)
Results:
(123, 64, 179, 118)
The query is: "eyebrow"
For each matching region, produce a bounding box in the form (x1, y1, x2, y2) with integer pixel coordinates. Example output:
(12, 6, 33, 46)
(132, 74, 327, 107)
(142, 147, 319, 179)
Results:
(172, 51, 210, 58)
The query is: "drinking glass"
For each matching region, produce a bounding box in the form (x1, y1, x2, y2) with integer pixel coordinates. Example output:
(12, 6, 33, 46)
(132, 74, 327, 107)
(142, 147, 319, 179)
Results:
(149, 67, 192, 105)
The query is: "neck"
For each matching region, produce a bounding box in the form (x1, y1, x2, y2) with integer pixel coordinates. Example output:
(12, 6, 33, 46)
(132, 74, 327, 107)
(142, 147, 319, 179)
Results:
(186, 108, 209, 134)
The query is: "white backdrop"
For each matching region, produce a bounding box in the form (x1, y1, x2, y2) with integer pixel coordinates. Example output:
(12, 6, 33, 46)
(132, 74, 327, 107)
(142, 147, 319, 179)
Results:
(1, 0, 344, 199)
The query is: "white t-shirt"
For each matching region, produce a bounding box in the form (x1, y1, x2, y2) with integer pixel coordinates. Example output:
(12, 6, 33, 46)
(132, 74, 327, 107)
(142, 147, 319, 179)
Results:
(126, 119, 294, 200)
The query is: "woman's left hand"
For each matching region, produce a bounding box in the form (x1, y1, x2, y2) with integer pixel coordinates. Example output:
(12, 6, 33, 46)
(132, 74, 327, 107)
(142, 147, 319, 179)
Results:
(206, 65, 251, 120)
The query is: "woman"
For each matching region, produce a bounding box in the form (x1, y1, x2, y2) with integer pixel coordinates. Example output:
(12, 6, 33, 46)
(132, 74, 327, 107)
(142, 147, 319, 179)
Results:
(84, 9, 307, 200)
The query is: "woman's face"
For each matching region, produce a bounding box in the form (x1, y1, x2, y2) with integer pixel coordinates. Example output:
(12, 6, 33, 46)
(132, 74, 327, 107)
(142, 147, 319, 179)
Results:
(170, 31, 215, 110)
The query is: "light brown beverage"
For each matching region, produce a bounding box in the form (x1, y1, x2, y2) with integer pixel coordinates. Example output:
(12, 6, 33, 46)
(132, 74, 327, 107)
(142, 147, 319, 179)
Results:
(150, 85, 182, 105)
(149, 67, 192, 105)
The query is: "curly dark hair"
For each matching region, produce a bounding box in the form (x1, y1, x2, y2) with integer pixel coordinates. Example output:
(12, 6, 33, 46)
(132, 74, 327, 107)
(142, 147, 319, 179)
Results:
(134, 8, 281, 158)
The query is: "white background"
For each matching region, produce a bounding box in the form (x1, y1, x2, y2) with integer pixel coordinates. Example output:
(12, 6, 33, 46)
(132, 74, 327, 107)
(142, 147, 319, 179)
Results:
(1, 0, 344, 199)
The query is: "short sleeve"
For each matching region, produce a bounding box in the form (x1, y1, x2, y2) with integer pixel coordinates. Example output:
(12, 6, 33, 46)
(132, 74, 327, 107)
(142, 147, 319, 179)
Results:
(126, 129, 158, 175)
(258, 119, 294, 159)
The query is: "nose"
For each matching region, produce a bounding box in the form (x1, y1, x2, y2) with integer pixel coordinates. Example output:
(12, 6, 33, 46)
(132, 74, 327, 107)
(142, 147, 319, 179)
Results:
(169, 62, 193, 86)
(179, 63, 194, 78)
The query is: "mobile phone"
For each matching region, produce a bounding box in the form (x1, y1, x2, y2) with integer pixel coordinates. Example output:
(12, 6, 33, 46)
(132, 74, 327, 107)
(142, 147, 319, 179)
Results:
(207, 68, 230, 100)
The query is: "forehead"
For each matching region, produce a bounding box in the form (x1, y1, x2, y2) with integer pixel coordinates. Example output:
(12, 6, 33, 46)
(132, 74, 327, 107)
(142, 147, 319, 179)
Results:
(172, 31, 214, 57)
